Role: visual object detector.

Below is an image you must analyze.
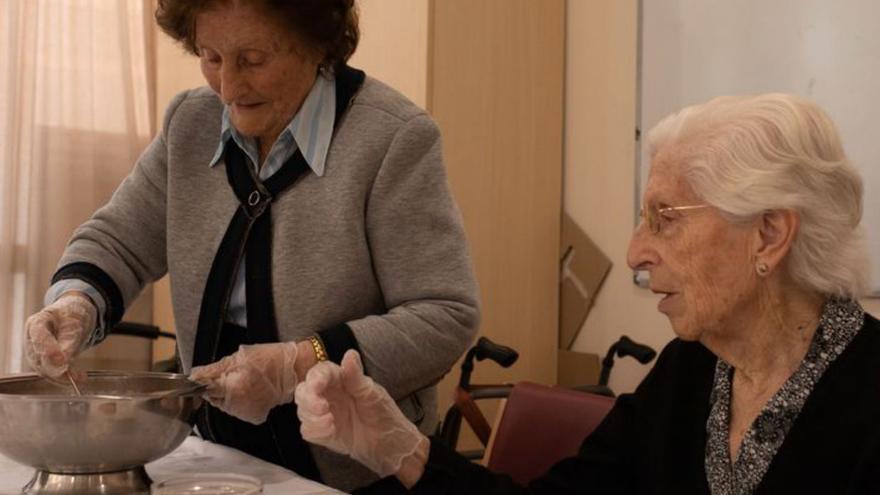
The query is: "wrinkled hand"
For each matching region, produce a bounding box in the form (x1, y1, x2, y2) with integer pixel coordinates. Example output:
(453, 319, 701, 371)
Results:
(190, 342, 298, 425)
(295, 350, 429, 478)
(25, 292, 96, 379)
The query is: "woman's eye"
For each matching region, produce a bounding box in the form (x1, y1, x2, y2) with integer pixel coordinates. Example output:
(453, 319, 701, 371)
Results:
(199, 54, 221, 66)
(240, 54, 266, 67)
(198, 48, 220, 64)
(660, 210, 678, 221)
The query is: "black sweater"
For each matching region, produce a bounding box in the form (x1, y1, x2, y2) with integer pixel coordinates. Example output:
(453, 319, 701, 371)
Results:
(359, 313, 880, 494)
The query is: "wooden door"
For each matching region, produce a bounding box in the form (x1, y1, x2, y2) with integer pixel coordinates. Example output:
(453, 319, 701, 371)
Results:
(429, 0, 565, 449)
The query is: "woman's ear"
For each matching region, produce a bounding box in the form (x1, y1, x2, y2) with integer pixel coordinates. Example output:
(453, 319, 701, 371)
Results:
(753, 209, 800, 274)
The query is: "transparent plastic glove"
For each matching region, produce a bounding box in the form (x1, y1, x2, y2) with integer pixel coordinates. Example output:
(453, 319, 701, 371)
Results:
(190, 342, 298, 425)
(295, 350, 429, 478)
(25, 292, 96, 379)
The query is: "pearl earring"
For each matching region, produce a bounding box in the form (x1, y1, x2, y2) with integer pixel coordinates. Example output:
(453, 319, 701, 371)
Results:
(756, 262, 769, 276)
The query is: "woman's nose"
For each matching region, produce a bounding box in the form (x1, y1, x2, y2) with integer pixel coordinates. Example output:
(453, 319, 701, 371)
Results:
(627, 222, 658, 271)
(219, 64, 244, 104)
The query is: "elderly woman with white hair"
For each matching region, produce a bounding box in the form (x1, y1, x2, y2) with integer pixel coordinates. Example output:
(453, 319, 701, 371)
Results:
(291, 93, 880, 494)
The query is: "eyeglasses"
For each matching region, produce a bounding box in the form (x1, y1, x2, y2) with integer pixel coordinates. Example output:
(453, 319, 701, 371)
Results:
(639, 204, 709, 235)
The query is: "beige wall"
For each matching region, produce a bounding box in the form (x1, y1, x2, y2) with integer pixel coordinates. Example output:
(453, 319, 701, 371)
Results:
(564, 0, 880, 394)
(348, 0, 429, 107)
(564, 0, 662, 394)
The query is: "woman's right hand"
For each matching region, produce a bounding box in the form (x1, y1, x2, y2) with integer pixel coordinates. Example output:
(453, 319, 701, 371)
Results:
(25, 292, 96, 378)
(295, 350, 430, 484)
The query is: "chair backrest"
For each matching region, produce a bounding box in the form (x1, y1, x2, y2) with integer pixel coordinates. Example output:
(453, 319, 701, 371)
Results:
(486, 381, 615, 485)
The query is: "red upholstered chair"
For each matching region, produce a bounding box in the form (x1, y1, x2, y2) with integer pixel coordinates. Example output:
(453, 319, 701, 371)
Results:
(485, 381, 615, 486)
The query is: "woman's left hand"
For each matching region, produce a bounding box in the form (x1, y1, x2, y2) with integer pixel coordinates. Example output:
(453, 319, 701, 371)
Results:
(295, 350, 429, 481)
(190, 342, 299, 425)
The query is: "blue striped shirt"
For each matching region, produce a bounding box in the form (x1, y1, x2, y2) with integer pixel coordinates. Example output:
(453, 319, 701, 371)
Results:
(209, 72, 337, 327)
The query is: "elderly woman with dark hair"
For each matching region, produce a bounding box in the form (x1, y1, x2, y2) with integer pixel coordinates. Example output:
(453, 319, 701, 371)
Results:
(22, 0, 479, 491)
(294, 93, 880, 494)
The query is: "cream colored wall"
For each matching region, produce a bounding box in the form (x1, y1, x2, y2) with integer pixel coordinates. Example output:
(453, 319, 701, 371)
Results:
(867, 300, 880, 317)
(564, 0, 663, 394)
(564, 0, 880, 394)
(348, 0, 428, 107)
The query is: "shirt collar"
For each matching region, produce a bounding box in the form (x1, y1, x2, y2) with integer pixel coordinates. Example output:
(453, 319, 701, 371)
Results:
(209, 72, 336, 178)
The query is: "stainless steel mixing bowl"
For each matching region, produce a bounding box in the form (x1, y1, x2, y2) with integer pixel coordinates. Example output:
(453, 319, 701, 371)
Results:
(0, 370, 204, 494)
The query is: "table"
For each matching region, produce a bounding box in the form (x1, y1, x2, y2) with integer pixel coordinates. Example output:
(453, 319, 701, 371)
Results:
(0, 436, 344, 494)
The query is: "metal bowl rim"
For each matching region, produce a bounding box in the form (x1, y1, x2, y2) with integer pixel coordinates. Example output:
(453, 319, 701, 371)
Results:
(0, 370, 205, 401)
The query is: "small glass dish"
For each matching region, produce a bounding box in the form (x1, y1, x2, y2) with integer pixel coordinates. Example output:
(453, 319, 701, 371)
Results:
(151, 473, 263, 494)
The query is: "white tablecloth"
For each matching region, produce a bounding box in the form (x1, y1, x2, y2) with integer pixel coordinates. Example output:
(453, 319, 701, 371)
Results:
(0, 436, 344, 494)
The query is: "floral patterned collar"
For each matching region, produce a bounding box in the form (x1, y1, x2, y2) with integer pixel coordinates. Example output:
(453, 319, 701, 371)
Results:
(704, 298, 865, 495)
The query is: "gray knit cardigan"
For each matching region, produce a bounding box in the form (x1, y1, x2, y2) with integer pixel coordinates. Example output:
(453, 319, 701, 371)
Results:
(54, 77, 480, 491)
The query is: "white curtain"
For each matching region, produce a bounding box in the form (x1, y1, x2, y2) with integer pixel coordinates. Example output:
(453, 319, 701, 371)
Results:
(0, 0, 154, 373)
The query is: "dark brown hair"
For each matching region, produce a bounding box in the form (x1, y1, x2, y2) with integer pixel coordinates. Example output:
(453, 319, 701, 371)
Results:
(155, 0, 359, 70)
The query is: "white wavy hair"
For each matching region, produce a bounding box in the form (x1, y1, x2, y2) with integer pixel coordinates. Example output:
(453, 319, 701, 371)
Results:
(647, 93, 868, 297)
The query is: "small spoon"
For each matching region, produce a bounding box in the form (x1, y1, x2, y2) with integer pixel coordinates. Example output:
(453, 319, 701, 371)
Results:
(66, 371, 82, 397)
